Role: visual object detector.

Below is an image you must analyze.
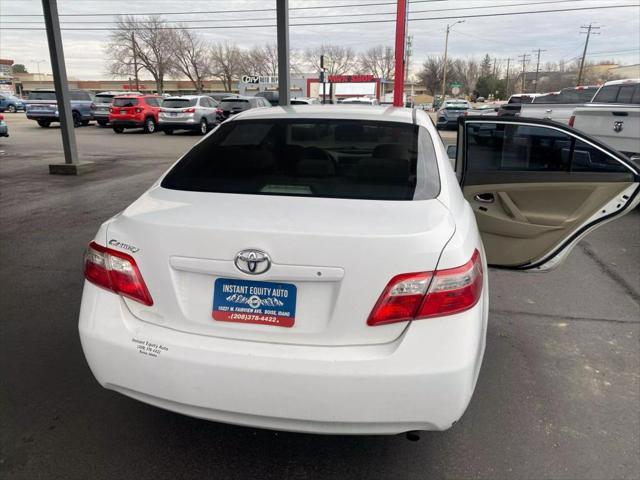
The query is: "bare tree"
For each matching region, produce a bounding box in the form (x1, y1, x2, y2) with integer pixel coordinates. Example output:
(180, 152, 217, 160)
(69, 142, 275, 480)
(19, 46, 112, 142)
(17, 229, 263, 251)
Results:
(170, 26, 211, 93)
(107, 16, 175, 94)
(240, 44, 279, 77)
(303, 45, 356, 75)
(453, 58, 479, 94)
(358, 45, 395, 80)
(210, 41, 241, 92)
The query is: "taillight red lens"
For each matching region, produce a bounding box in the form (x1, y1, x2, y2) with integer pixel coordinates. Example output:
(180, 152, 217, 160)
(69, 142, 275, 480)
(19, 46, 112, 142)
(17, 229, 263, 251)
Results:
(215, 108, 223, 114)
(83, 241, 153, 306)
(183, 107, 196, 113)
(90, 102, 96, 110)
(368, 250, 483, 326)
(568, 115, 575, 127)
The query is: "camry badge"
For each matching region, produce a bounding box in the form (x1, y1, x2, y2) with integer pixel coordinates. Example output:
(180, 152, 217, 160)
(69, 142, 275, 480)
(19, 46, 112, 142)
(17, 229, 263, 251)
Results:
(234, 249, 271, 275)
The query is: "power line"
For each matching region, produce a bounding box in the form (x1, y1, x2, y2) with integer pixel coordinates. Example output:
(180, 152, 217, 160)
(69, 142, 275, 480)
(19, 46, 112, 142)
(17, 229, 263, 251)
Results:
(0, 0, 445, 17)
(1, 4, 638, 30)
(0, 0, 589, 24)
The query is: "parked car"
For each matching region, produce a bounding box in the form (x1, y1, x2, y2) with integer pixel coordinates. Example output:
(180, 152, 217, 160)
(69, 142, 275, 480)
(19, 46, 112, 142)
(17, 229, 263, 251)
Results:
(497, 93, 543, 117)
(466, 104, 499, 116)
(436, 99, 471, 129)
(519, 85, 599, 124)
(217, 96, 271, 122)
(0, 94, 25, 113)
(290, 97, 320, 105)
(207, 92, 240, 103)
(475, 96, 486, 102)
(94, 91, 137, 126)
(109, 94, 162, 134)
(25, 89, 95, 128)
(0, 114, 8, 137)
(340, 97, 380, 105)
(78, 106, 639, 436)
(569, 79, 640, 159)
(255, 91, 280, 106)
(159, 95, 220, 135)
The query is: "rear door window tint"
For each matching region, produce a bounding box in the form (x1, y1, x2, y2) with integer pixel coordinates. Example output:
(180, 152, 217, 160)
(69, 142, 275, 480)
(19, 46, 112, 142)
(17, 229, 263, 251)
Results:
(113, 98, 138, 107)
(161, 119, 439, 201)
(593, 85, 619, 103)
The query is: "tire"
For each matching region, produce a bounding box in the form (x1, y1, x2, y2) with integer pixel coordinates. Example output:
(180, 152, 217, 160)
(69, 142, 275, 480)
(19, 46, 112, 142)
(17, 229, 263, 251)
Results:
(143, 117, 156, 134)
(198, 118, 208, 135)
(97, 120, 108, 127)
(7, 105, 16, 113)
(72, 111, 81, 128)
(81, 120, 90, 126)
(112, 126, 124, 134)
(163, 129, 174, 135)
(37, 120, 51, 128)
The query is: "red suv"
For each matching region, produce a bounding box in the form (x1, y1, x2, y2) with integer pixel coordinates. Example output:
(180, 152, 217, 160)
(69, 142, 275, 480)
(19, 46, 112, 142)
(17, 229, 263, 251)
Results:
(109, 94, 162, 133)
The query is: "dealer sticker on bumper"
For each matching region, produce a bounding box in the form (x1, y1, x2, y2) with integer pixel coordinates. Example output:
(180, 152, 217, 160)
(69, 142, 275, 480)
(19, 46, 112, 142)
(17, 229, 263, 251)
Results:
(212, 278, 297, 328)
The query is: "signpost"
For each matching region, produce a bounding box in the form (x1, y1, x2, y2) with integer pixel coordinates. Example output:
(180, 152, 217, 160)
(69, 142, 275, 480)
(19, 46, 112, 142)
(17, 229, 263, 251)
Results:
(450, 82, 463, 96)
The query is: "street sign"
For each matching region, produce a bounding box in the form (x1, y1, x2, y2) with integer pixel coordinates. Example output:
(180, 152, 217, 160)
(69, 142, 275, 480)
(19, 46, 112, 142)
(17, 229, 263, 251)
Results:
(451, 86, 460, 95)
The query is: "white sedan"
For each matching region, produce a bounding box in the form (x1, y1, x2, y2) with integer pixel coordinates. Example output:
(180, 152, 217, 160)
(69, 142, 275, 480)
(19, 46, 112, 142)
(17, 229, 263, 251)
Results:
(79, 106, 639, 435)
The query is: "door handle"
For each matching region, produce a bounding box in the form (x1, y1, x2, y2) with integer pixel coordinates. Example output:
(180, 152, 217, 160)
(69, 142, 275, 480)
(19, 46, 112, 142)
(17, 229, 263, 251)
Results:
(474, 193, 495, 203)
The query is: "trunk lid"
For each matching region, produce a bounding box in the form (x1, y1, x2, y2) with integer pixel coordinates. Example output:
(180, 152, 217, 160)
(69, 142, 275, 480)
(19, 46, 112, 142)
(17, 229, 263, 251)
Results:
(106, 187, 455, 346)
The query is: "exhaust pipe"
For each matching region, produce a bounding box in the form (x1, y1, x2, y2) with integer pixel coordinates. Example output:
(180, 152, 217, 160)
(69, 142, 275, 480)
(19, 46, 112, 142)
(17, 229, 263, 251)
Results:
(405, 430, 421, 442)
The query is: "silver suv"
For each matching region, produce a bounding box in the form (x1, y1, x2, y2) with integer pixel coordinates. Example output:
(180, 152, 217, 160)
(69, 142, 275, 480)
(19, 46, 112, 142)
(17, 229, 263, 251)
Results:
(94, 91, 138, 126)
(159, 95, 220, 135)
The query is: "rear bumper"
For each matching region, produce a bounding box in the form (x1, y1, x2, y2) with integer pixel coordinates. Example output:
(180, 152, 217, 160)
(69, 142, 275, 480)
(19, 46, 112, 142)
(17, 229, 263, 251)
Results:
(27, 113, 58, 121)
(158, 119, 199, 130)
(0, 124, 8, 136)
(110, 119, 145, 128)
(79, 282, 487, 435)
(437, 118, 458, 128)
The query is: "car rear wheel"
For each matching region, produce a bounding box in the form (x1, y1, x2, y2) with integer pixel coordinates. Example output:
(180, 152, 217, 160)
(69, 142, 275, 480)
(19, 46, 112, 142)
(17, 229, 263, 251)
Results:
(163, 129, 174, 135)
(113, 126, 124, 134)
(199, 119, 208, 135)
(81, 120, 90, 126)
(37, 120, 51, 128)
(97, 120, 108, 127)
(7, 105, 16, 113)
(72, 112, 81, 128)
(143, 117, 156, 134)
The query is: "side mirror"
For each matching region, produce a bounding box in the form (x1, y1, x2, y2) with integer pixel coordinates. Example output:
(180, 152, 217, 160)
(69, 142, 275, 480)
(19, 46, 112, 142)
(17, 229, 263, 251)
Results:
(446, 144, 457, 159)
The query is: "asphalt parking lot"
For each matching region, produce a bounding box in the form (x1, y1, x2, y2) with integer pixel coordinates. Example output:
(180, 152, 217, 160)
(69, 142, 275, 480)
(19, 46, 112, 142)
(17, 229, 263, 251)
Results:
(1, 113, 638, 480)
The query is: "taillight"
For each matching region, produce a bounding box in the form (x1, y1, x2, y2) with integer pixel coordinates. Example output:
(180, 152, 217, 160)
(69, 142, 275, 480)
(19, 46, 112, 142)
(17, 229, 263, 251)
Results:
(367, 249, 483, 326)
(183, 107, 196, 113)
(83, 241, 153, 306)
(215, 108, 223, 114)
(568, 115, 575, 127)
(90, 102, 96, 110)
(135, 107, 143, 113)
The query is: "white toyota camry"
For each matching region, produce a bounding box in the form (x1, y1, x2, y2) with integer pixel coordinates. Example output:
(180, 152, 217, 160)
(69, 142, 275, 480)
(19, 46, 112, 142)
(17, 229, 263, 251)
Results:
(79, 105, 639, 435)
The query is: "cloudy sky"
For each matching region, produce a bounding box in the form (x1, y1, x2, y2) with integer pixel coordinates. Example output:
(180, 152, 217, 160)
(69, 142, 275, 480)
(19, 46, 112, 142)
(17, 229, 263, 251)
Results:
(1, 0, 638, 79)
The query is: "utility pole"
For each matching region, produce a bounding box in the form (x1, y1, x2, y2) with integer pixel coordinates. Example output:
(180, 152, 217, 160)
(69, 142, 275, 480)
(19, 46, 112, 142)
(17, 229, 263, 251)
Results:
(393, 0, 408, 107)
(532, 48, 547, 93)
(577, 23, 600, 86)
(131, 32, 140, 91)
(504, 57, 513, 98)
(518, 53, 530, 93)
(440, 20, 465, 104)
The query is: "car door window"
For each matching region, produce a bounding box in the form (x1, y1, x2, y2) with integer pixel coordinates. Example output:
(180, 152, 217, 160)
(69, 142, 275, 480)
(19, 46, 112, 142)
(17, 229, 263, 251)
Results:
(465, 122, 629, 176)
(592, 85, 619, 103)
(616, 85, 635, 104)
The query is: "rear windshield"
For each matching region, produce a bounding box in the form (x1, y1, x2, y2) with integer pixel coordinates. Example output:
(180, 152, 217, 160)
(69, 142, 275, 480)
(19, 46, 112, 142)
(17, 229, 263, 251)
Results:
(161, 119, 435, 201)
(95, 94, 115, 104)
(113, 98, 139, 107)
(163, 98, 197, 108)
(444, 103, 468, 110)
(27, 91, 57, 101)
(220, 99, 249, 110)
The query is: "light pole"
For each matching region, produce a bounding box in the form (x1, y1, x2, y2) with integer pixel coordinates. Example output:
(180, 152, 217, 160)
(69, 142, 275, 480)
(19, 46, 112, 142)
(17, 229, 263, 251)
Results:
(32, 59, 46, 76)
(441, 20, 464, 104)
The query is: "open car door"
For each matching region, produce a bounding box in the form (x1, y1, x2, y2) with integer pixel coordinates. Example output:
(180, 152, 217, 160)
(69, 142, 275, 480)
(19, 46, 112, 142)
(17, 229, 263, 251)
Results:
(456, 117, 640, 271)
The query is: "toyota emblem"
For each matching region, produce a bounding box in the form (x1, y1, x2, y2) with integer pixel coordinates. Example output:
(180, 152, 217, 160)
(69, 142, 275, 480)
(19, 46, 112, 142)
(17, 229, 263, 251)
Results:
(234, 249, 271, 275)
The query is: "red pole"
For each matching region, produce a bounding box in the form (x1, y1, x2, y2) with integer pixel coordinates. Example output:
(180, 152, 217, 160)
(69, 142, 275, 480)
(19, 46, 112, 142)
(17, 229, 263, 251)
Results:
(393, 0, 407, 107)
